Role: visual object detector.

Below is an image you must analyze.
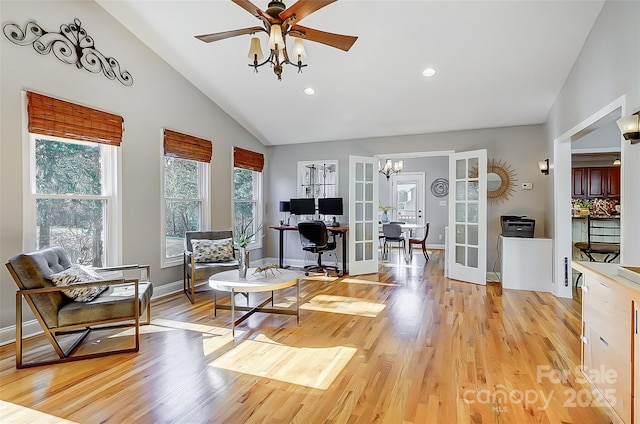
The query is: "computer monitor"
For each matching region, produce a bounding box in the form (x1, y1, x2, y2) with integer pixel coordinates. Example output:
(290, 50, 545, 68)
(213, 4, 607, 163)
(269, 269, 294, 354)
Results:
(290, 198, 316, 215)
(318, 197, 343, 216)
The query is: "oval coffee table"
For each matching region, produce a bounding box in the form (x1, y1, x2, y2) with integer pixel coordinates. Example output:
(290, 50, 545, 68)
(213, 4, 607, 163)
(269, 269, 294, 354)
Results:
(209, 268, 300, 336)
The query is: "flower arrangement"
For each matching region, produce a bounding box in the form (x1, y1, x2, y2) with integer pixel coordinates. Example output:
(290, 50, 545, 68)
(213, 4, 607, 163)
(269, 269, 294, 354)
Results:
(378, 205, 394, 212)
(234, 220, 264, 248)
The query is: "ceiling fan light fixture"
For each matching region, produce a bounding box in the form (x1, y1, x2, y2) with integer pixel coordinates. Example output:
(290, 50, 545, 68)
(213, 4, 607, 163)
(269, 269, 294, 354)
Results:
(293, 38, 307, 60)
(268, 25, 285, 51)
(248, 37, 264, 61)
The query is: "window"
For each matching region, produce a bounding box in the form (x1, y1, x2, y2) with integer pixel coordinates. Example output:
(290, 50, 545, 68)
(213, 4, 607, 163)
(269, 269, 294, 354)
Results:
(163, 157, 209, 264)
(233, 147, 264, 249)
(26, 135, 118, 266)
(24, 92, 123, 266)
(162, 129, 212, 266)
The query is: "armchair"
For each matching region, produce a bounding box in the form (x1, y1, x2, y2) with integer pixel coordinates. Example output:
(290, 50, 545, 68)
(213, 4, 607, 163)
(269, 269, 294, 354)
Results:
(6, 246, 153, 368)
(183, 230, 239, 303)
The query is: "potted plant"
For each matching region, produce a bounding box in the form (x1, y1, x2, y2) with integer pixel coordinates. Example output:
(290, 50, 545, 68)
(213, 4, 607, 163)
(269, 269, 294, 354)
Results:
(379, 205, 394, 223)
(234, 220, 264, 278)
(576, 202, 590, 217)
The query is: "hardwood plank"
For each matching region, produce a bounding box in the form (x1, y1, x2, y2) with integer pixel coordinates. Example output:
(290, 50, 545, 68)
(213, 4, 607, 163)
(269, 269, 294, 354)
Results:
(0, 251, 612, 423)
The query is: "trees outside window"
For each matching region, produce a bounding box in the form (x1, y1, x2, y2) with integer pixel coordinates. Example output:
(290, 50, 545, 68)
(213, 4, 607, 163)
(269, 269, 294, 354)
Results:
(163, 157, 208, 263)
(29, 137, 115, 266)
(233, 168, 262, 249)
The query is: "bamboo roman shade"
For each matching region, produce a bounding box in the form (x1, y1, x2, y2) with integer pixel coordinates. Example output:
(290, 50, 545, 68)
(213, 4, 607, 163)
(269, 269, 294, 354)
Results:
(27, 91, 123, 146)
(234, 147, 264, 172)
(163, 129, 212, 163)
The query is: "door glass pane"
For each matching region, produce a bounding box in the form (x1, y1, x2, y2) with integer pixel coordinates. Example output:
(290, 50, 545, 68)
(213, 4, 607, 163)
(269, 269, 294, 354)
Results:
(468, 224, 478, 246)
(468, 158, 478, 178)
(365, 162, 373, 180)
(365, 241, 373, 260)
(456, 159, 466, 179)
(456, 182, 466, 200)
(468, 182, 479, 201)
(456, 203, 466, 222)
(455, 245, 465, 265)
(365, 182, 373, 201)
(356, 162, 363, 181)
(365, 203, 373, 220)
(356, 203, 363, 221)
(356, 223, 363, 241)
(468, 203, 478, 223)
(456, 224, 466, 244)
(365, 222, 373, 241)
(356, 183, 363, 201)
(356, 243, 363, 261)
(467, 247, 478, 268)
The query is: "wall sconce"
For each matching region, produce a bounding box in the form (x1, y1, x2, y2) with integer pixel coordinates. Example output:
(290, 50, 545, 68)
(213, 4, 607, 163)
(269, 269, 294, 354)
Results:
(617, 112, 640, 144)
(378, 159, 403, 180)
(538, 159, 549, 175)
(613, 156, 621, 166)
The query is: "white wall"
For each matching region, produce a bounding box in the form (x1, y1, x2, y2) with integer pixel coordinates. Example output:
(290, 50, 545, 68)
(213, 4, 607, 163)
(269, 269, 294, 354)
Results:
(0, 1, 266, 332)
(544, 0, 640, 265)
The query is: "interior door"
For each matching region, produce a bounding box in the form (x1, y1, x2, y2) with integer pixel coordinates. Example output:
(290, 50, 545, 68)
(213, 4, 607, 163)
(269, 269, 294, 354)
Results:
(348, 156, 379, 275)
(391, 173, 425, 227)
(448, 150, 487, 285)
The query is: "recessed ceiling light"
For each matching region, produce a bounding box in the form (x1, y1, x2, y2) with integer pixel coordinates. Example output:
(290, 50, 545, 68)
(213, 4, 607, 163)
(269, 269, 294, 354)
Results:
(304, 87, 315, 96)
(421, 67, 437, 78)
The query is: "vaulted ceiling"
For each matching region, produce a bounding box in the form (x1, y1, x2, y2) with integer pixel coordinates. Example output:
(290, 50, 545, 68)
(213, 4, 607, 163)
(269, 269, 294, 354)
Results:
(97, 0, 605, 146)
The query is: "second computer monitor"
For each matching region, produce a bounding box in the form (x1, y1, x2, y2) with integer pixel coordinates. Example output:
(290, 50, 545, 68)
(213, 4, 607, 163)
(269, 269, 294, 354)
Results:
(318, 197, 343, 216)
(290, 198, 316, 215)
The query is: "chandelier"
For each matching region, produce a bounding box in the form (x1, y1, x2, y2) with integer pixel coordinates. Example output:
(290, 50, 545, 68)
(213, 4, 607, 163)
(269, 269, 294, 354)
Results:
(379, 159, 403, 180)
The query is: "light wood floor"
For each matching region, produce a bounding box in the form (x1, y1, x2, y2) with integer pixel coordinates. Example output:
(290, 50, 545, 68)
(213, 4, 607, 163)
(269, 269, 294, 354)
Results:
(0, 250, 612, 423)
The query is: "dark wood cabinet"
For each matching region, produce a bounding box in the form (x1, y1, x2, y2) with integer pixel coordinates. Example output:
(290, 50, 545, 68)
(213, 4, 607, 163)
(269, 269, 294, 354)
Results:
(572, 166, 620, 198)
(572, 168, 587, 198)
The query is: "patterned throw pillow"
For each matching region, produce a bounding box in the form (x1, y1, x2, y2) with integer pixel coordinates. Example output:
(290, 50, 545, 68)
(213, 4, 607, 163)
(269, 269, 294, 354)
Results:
(50, 264, 107, 302)
(192, 238, 235, 263)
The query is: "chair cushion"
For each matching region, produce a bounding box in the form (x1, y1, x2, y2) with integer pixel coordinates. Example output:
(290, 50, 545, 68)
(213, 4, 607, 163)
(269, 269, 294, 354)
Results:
(191, 238, 235, 263)
(58, 282, 153, 328)
(50, 264, 107, 302)
(187, 261, 239, 281)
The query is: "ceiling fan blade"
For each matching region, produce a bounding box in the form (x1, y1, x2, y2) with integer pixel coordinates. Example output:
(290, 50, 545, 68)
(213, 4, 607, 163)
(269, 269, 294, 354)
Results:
(290, 25, 357, 51)
(231, 0, 267, 18)
(279, 0, 337, 23)
(195, 26, 265, 43)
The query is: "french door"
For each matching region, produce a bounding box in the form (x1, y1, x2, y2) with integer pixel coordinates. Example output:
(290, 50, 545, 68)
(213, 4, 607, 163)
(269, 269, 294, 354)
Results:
(348, 156, 379, 275)
(448, 150, 487, 285)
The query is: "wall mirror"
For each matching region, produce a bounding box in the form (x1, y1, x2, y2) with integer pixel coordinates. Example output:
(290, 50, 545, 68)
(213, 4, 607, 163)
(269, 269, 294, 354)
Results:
(472, 158, 517, 203)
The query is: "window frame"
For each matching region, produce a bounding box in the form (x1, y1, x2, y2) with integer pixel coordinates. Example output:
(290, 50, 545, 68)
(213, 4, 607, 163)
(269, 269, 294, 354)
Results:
(161, 156, 210, 268)
(233, 167, 263, 250)
(23, 132, 122, 265)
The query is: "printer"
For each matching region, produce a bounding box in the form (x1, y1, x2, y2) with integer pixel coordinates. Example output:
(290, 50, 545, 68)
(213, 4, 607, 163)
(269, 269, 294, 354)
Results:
(501, 215, 535, 238)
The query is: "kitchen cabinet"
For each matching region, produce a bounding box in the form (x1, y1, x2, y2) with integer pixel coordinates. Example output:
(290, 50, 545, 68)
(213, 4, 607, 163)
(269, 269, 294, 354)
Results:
(573, 262, 640, 424)
(572, 166, 621, 198)
(572, 168, 588, 197)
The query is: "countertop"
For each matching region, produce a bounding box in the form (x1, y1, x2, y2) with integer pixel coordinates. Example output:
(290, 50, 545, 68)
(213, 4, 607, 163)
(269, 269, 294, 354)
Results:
(572, 261, 640, 295)
(571, 215, 620, 219)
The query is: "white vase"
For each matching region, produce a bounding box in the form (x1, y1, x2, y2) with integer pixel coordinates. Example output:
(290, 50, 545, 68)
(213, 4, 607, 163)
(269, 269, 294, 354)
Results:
(238, 247, 249, 278)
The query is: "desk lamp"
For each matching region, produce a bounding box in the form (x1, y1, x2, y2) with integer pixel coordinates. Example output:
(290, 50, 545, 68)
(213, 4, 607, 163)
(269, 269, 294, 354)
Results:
(279, 201, 291, 226)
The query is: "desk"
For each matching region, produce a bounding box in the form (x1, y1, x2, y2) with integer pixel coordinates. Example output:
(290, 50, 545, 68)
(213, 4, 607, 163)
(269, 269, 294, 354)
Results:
(269, 225, 348, 275)
(209, 268, 300, 336)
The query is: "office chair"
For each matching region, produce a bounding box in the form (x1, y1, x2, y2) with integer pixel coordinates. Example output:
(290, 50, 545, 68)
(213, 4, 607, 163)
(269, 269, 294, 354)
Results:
(382, 223, 405, 260)
(298, 221, 339, 276)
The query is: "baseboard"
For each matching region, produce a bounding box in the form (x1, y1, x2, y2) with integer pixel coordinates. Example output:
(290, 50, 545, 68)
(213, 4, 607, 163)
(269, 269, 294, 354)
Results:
(487, 271, 501, 283)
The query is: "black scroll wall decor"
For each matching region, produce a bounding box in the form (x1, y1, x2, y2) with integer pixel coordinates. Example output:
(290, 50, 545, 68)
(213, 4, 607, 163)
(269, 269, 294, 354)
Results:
(3, 18, 133, 86)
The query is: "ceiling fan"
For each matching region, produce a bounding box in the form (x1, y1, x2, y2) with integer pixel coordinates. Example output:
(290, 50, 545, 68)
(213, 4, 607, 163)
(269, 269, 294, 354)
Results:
(195, 0, 358, 80)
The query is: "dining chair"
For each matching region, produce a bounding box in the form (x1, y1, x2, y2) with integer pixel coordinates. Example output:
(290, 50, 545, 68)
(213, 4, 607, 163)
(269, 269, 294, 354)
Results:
(409, 223, 431, 260)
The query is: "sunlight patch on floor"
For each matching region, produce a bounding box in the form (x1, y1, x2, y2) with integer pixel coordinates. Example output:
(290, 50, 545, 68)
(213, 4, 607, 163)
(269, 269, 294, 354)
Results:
(301, 274, 339, 282)
(341, 277, 398, 287)
(109, 318, 236, 339)
(301, 294, 386, 317)
(380, 261, 422, 269)
(0, 400, 77, 423)
(209, 334, 356, 390)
